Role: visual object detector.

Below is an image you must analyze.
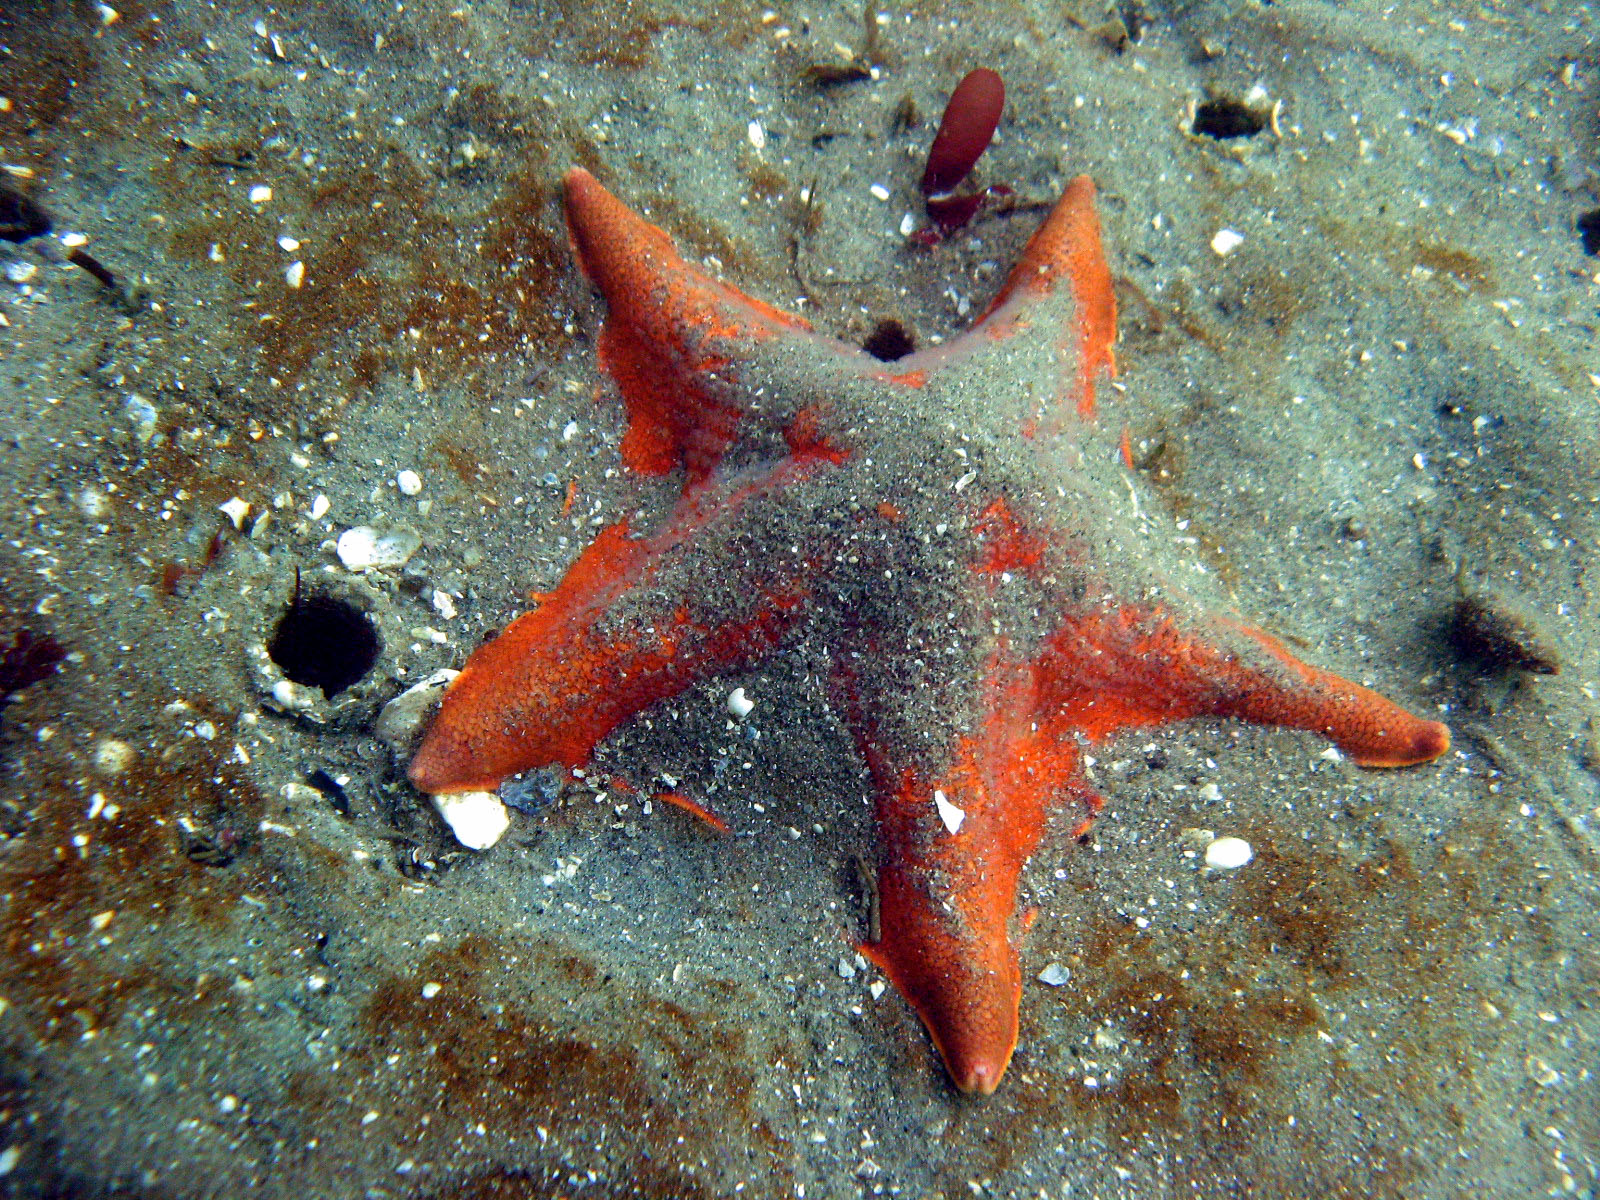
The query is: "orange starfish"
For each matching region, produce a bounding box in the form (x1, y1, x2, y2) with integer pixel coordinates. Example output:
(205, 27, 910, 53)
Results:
(409, 167, 1450, 1094)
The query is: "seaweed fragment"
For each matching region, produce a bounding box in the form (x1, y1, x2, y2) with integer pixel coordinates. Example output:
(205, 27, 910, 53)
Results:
(913, 68, 1009, 241)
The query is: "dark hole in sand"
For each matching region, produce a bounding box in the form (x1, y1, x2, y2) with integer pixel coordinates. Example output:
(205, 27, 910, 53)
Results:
(1192, 98, 1267, 140)
(862, 318, 916, 362)
(1578, 208, 1600, 256)
(268, 591, 382, 698)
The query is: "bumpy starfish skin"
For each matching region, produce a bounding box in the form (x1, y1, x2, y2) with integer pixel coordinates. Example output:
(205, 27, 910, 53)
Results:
(409, 167, 1450, 1094)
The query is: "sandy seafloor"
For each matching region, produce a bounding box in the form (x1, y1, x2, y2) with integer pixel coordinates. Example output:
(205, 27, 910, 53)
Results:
(1, 0, 1598, 1196)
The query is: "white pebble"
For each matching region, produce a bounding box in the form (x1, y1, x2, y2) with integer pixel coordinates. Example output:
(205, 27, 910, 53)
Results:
(420, 981, 442, 999)
(284, 260, 305, 289)
(431, 790, 510, 851)
(747, 120, 766, 150)
(1204, 835, 1254, 870)
(1210, 227, 1244, 256)
(868, 183, 891, 201)
(219, 496, 251, 529)
(336, 525, 420, 571)
(277, 234, 301, 252)
(309, 494, 330, 520)
(6, 261, 37, 284)
(431, 589, 457, 620)
(78, 486, 109, 519)
(248, 184, 273, 205)
(1036, 962, 1071, 987)
(59, 231, 87, 248)
(933, 788, 965, 835)
(395, 469, 423, 495)
(727, 686, 754, 719)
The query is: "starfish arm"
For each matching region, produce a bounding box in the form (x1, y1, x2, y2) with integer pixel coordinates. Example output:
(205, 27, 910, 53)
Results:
(894, 176, 1118, 422)
(1033, 605, 1451, 767)
(564, 168, 876, 483)
(839, 649, 1090, 1095)
(408, 457, 833, 795)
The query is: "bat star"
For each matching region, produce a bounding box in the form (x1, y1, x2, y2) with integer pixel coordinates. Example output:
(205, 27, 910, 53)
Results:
(409, 166, 1450, 1095)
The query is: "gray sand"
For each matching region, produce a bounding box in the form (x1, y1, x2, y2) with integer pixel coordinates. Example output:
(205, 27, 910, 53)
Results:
(1, 1, 1597, 1196)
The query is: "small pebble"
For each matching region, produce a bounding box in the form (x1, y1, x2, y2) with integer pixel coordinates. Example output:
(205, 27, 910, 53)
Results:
(284, 260, 305, 289)
(420, 981, 442, 999)
(395, 469, 423, 496)
(1204, 835, 1254, 870)
(248, 184, 273, 205)
(1210, 228, 1244, 256)
(727, 686, 754, 719)
(1036, 963, 1071, 986)
(309, 494, 330, 521)
(277, 235, 301, 252)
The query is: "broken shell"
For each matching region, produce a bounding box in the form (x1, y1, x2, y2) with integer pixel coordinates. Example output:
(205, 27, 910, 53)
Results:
(336, 526, 421, 571)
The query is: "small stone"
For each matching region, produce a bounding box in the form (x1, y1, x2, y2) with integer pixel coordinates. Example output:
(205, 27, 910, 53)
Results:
(1036, 962, 1071, 986)
(277, 235, 300, 252)
(420, 981, 442, 999)
(431, 790, 511, 850)
(395, 469, 423, 496)
(309, 494, 330, 521)
(284, 260, 305, 289)
(431, 589, 457, 620)
(727, 686, 754, 719)
(1204, 835, 1253, 870)
(248, 184, 273, 205)
(6, 261, 37, 284)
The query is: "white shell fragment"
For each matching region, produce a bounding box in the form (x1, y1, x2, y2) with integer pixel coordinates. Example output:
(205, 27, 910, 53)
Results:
(336, 525, 420, 571)
(727, 686, 754, 719)
(374, 668, 459, 751)
(219, 497, 251, 529)
(1036, 963, 1071, 987)
(431, 790, 510, 851)
(933, 788, 965, 835)
(1210, 227, 1245, 257)
(395, 469, 423, 496)
(1204, 835, 1254, 870)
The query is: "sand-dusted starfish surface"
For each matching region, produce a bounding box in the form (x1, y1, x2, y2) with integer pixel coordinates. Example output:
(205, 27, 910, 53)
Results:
(409, 166, 1450, 1095)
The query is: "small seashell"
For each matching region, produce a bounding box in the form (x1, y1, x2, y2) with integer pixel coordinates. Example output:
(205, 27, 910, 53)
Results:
(336, 525, 420, 571)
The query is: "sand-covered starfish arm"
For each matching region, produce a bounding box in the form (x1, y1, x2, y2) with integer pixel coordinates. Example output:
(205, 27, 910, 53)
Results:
(407, 456, 838, 795)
